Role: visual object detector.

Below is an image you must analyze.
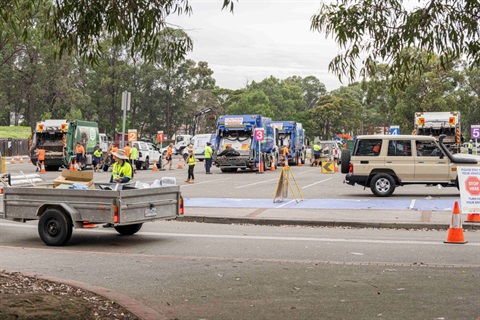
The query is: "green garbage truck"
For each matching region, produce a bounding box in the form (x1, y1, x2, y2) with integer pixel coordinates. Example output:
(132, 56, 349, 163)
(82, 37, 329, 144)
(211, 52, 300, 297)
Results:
(29, 120, 99, 171)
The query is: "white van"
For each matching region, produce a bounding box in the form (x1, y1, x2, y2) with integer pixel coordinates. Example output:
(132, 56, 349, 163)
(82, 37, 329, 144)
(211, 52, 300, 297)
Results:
(182, 133, 215, 161)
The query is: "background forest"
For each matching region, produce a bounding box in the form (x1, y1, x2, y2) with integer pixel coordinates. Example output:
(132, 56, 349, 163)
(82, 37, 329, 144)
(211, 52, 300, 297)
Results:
(1, 4, 480, 142)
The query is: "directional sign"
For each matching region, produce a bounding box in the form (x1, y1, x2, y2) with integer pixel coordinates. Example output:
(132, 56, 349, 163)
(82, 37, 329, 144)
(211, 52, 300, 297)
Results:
(471, 125, 480, 139)
(321, 161, 334, 173)
(254, 128, 265, 141)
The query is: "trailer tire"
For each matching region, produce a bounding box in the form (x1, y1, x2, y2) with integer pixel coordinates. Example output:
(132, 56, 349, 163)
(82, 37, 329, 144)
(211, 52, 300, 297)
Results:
(38, 209, 73, 246)
(114, 223, 143, 235)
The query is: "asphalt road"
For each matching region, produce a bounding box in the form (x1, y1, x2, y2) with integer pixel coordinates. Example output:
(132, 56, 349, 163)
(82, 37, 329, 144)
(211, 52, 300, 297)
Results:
(1, 159, 479, 319)
(1, 220, 479, 319)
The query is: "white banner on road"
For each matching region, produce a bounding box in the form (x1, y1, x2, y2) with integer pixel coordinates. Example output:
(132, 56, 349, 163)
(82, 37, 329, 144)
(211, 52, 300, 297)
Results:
(457, 167, 480, 214)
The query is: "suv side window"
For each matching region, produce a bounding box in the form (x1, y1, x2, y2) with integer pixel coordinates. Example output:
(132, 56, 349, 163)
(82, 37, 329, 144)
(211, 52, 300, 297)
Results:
(354, 139, 382, 156)
(388, 140, 412, 156)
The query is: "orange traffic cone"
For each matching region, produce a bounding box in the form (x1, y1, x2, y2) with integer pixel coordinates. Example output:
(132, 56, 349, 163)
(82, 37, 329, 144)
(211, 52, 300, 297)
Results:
(257, 160, 264, 174)
(28, 158, 32, 163)
(334, 159, 339, 172)
(19, 156, 24, 164)
(73, 160, 78, 171)
(297, 157, 302, 166)
(40, 162, 46, 174)
(270, 160, 275, 171)
(152, 160, 158, 172)
(465, 213, 480, 223)
(444, 201, 467, 244)
(10, 157, 14, 164)
(177, 159, 183, 169)
(69, 160, 74, 171)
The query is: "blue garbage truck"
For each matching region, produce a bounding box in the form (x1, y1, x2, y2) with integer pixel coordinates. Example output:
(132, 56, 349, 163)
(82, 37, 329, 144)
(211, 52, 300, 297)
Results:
(214, 115, 278, 172)
(272, 121, 306, 166)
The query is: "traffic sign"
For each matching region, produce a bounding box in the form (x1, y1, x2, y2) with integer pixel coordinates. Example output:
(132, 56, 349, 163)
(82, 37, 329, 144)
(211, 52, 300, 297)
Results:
(254, 128, 265, 141)
(389, 126, 400, 135)
(322, 161, 334, 173)
(157, 131, 164, 143)
(471, 125, 480, 139)
(128, 129, 137, 142)
(465, 176, 480, 196)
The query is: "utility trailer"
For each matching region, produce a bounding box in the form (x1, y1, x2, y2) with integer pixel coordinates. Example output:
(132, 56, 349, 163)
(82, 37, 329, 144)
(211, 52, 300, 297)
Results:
(0, 184, 183, 246)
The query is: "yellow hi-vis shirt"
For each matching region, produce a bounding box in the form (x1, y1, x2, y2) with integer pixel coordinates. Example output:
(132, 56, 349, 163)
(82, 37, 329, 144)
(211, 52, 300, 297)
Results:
(112, 161, 133, 183)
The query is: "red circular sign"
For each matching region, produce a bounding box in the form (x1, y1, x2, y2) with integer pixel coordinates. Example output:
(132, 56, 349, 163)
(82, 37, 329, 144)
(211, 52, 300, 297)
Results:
(465, 176, 480, 196)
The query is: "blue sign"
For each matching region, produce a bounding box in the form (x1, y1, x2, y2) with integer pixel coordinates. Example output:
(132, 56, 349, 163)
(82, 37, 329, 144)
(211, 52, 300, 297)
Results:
(389, 126, 400, 135)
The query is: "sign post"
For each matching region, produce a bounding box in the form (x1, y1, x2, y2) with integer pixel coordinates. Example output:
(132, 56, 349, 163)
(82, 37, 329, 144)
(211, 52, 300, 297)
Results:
(457, 166, 480, 222)
(471, 125, 480, 155)
(254, 128, 265, 173)
(157, 131, 164, 150)
(121, 91, 131, 148)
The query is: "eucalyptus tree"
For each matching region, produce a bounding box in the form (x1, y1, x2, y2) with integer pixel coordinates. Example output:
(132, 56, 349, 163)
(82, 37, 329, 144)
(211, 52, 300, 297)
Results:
(310, 0, 480, 89)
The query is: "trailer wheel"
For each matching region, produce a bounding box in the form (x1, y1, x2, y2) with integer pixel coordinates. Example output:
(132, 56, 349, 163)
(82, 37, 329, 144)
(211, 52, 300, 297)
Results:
(114, 223, 143, 235)
(38, 209, 73, 246)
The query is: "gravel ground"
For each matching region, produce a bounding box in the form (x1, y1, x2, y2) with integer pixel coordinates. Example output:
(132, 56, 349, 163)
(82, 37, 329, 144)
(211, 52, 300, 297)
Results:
(0, 271, 140, 320)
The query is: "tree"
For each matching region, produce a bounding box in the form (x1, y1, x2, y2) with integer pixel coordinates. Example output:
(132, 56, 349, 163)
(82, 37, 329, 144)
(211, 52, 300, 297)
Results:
(1, 0, 202, 66)
(310, 0, 480, 87)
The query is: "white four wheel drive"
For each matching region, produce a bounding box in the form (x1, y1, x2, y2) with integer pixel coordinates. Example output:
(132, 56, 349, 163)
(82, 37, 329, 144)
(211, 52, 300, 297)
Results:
(342, 134, 480, 197)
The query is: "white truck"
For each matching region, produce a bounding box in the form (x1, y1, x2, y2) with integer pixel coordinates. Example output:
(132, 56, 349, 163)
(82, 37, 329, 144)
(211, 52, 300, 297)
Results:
(414, 111, 462, 153)
(0, 182, 183, 246)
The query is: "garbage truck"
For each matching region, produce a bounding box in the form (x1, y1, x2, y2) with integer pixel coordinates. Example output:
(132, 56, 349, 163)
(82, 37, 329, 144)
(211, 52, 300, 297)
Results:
(272, 121, 306, 166)
(213, 115, 278, 172)
(29, 119, 100, 171)
(413, 111, 462, 153)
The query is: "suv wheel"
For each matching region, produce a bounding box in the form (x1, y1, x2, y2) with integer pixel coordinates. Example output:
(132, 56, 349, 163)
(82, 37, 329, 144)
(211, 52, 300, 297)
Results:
(370, 173, 395, 197)
(340, 149, 350, 174)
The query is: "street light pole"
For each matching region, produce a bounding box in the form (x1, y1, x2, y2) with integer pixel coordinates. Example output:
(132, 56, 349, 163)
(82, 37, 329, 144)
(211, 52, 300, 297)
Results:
(121, 91, 131, 148)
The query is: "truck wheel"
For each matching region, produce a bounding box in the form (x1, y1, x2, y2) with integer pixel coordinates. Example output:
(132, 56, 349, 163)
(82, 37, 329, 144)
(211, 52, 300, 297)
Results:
(340, 150, 351, 174)
(114, 223, 143, 235)
(143, 158, 149, 170)
(38, 209, 73, 246)
(370, 173, 395, 197)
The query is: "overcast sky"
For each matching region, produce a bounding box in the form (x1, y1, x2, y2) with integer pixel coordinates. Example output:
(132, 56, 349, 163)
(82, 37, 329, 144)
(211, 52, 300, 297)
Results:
(167, 0, 345, 92)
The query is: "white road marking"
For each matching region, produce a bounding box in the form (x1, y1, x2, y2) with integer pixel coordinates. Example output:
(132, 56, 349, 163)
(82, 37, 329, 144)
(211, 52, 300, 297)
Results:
(409, 199, 416, 209)
(180, 177, 231, 187)
(275, 199, 296, 208)
(302, 178, 333, 189)
(1, 222, 478, 246)
(236, 178, 279, 189)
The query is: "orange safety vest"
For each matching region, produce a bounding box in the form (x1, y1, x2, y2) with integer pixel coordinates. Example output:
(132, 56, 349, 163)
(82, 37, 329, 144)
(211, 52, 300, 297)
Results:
(37, 149, 46, 161)
(124, 146, 131, 157)
(76, 144, 85, 155)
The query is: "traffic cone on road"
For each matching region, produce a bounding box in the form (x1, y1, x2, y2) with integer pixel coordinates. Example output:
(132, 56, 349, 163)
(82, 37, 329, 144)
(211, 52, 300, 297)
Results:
(334, 159, 339, 172)
(19, 156, 24, 164)
(270, 161, 275, 171)
(257, 160, 264, 174)
(10, 157, 14, 164)
(152, 160, 158, 172)
(297, 157, 302, 166)
(40, 162, 46, 174)
(177, 158, 183, 169)
(69, 160, 74, 171)
(72, 160, 78, 171)
(444, 201, 467, 244)
(465, 213, 480, 223)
